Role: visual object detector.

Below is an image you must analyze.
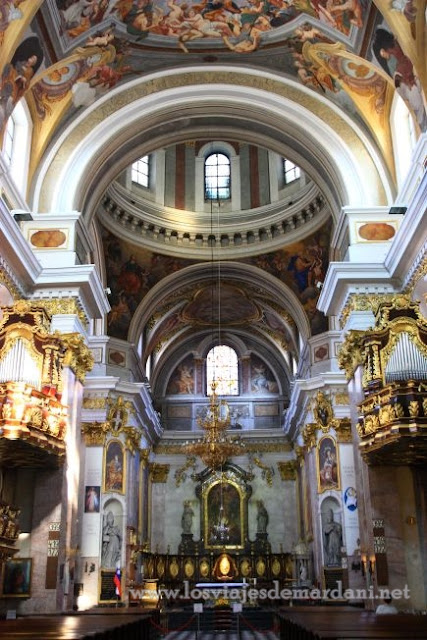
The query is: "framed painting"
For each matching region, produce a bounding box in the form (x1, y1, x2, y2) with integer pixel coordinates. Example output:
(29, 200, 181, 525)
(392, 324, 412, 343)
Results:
(204, 480, 244, 549)
(103, 440, 125, 493)
(2, 558, 32, 598)
(84, 485, 101, 513)
(317, 435, 340, 493)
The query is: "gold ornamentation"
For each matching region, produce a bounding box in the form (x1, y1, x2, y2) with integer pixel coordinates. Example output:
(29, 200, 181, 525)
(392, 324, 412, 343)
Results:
(185, 382, 244, 469)
(339, 293, 397, 329)
(0, 382, 67, 455)
(335, 418, 352, 443)
(249, 455, 274, 486)
(61, 333, 94, 382)
(149, 463, 170, 483)
(154, 441, 292, 454)
(0, 267, 20, 299)
(337, 331, 365, 380)
(334, 392, 349, 405)
(409, 401, 419, 418)
(278, 460, 297, 480)
(34, 298, 88, 328)
(106, 395, 135, 435)
(404, 256, 427, 295)
(302, 423, 317, 450)
(81, 421, 110, 446)
(294, 445, 306, 461)
(175, 456, 197, 487)
(123, 426, 141, 455)
(82, 396, 107, 409)
(312, 390, 335, 431)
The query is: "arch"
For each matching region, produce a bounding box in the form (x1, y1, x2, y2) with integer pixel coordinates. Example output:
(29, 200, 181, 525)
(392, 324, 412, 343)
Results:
(32, 68, 394, 217)
(127, 261, 311, 347)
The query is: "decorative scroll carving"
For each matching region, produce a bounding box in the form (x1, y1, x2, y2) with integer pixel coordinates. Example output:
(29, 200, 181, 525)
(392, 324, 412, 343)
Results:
(149, 463, 170, 483)
(278, 460, 298, 480)
(335, 418, 352, 443)
(302, 423, 317, 450)
(249, 454, 274, 486)
(338, 330, 365, 380)
(61, 333, 94, 382)
(81, 421, 110, 446)
(175, 456, 197, 487)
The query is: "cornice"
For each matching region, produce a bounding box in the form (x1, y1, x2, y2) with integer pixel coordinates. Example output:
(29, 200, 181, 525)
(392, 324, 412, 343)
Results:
(100, 182, 330, 258)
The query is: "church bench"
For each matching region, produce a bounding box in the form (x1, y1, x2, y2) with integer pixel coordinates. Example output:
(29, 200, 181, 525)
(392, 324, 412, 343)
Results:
(0, 612, 154, 640)
(278, 610, 427, 639)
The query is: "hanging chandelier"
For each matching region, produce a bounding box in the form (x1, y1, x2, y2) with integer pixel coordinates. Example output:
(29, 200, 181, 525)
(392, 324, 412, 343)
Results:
(184, 381, 244, 470)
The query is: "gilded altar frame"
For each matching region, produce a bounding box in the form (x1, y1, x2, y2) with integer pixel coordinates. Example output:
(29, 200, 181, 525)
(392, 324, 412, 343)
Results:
(103, 439, 126, 494)
(199, 466, 251, 551)
(317, 435, 340, 494)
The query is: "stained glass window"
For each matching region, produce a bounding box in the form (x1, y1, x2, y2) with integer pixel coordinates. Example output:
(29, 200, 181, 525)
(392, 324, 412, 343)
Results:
(206, 345, 238, 396)
(205, 153, 231, 200)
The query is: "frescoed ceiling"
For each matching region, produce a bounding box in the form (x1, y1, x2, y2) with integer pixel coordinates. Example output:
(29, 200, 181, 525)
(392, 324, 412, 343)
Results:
(0, 0, 426, 177)
(0, 0, 425, 401)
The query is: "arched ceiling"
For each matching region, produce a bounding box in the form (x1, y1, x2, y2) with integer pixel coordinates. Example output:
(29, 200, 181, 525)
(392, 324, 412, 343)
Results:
(0, 0, 425, 402)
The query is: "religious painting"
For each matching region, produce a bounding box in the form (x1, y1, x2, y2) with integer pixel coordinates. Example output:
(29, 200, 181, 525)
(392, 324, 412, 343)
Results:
(243, 223, 331, 335)
(205, 480, 243, 549)
(104, 440, 125, 494)
(166, 356, 195, 394)
(317, 436, 340, 493)
(84, 485, 101, 513)
(2, 558, 32, 598)
(250, 355, 278, 394)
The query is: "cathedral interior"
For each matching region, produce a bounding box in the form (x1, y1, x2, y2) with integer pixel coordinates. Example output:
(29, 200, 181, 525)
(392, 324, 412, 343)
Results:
(0, 0, 426, 628)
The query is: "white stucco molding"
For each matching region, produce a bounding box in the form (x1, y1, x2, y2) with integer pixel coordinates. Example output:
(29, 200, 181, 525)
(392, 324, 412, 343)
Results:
(32, 67, 394, 218)
(283, 372, 348, 440)
(31, 264, 110, 323)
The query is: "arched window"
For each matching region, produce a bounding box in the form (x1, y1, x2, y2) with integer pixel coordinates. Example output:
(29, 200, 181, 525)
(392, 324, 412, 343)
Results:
(206, 345, 238, 396)
(132, 155, 150, 188)
(3, 116, 15, 166)
(283, 159, 300, 184)
(205, 153, 231, 200)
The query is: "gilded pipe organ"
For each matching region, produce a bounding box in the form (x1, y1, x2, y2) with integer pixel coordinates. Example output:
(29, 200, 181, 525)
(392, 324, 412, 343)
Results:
(339, 297, 427, 464)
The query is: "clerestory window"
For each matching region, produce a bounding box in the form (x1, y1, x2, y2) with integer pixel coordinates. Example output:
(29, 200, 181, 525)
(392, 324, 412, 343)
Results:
(205, 153, 231, 200)
(206, 345, 238, 396)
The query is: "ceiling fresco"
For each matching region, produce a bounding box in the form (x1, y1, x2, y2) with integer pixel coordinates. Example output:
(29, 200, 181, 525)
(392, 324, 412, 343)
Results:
(0, 0, 425, 180)
(102, 220, 329, 355)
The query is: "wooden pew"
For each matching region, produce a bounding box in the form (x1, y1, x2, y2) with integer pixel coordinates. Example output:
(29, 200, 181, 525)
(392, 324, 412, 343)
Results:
(278, 608, 427, 640)
(0, 611, 156, 640)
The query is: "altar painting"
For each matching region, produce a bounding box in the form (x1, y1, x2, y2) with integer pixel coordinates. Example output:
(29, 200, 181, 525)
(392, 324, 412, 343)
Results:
(204, 480, 244, 549)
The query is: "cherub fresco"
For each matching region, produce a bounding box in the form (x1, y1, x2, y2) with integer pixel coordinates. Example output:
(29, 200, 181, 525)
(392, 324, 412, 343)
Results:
(0, 36, 43, 135)
(0, 0, 25, 46)
(55, 0, 366, 53)
(56, 0, 110, 37)
(30, 31, 132, 117)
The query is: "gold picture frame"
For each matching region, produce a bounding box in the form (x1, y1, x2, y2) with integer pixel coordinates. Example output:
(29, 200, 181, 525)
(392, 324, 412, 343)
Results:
(203, 477, 245, 550)
(2, 558, 32, 598)
(317, 435, 340, 493)
(103, 439, 126, 494)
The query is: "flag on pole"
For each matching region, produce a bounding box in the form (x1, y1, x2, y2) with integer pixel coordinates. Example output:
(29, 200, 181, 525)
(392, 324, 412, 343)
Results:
(114, 567, 121, 598)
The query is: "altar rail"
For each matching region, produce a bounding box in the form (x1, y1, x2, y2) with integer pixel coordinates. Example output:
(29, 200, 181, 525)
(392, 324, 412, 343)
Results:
(140, 551, 293, 587)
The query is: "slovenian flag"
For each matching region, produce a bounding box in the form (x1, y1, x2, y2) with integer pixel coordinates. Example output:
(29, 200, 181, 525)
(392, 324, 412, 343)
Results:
(114, 567, 121, 598)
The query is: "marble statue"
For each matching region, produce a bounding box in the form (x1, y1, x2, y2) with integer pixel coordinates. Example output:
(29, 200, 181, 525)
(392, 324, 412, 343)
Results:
(323, 508, 342, 566)
(181, 500, 194, 534)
